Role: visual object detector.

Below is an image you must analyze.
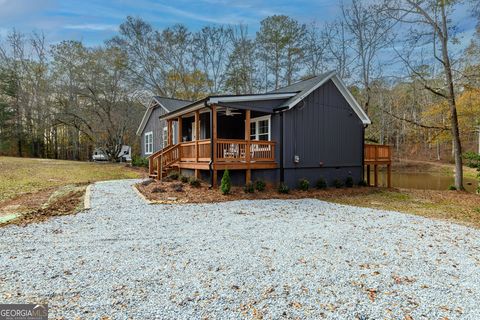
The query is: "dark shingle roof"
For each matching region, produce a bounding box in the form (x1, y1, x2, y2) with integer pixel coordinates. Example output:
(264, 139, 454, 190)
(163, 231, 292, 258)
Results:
(153, 96, 193, 112)
(268, 71, 335, 94)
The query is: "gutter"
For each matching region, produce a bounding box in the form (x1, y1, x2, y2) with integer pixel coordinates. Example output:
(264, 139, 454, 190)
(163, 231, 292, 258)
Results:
(279, 109, 286, 183)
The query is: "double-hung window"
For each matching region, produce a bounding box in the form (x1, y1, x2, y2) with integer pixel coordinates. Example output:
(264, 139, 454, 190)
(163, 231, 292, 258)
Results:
(250, 115, 271, 141)
(144, 131, 153, 154)
(162, 126, 168, 148)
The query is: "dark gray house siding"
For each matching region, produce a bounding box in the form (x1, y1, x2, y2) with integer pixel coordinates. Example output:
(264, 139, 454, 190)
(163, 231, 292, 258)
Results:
(281, 80, 364, 186)
(140, 106, 168, 157)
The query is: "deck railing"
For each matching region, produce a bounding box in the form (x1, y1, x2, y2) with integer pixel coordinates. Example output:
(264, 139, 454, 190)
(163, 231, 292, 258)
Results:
(216, 139, 275, 162)
(364, 144, 392, 163)
(150, 139, 276, 172)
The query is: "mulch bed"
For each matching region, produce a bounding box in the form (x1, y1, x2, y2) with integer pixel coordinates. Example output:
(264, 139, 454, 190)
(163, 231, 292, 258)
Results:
(136, 178, 380, 204)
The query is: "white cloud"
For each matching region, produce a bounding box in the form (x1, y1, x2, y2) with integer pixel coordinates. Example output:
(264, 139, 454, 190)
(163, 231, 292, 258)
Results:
(64, 24, 118, 32)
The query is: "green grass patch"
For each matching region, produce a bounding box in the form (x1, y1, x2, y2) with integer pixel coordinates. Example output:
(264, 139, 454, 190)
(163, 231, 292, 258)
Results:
(0, 157, 141, 202)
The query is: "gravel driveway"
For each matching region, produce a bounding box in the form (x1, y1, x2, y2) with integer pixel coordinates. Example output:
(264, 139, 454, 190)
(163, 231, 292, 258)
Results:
(1, 179, 479, 319)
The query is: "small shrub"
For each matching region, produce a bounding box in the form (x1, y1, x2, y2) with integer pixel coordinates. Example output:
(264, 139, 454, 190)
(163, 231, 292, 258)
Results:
(168, 171, 180, 180)
(243, 182, 255, 193)
(358, 180, 368, 187)
(189, 177, 201, 188)
(152, 186, 166, 193)
(315, 177, 327, 189)
(277, 183, 290, 194)
(463, 151, 480, 168)
(332, 179, 344, 188)
(171, 183, 183, 192)
(132, 155, 149, 167)
(141, 179, 154, 187)
(448, 185, 457, 191)
(180, 175, 189, 183)
(220, 169, 231, 195)
(254, 179, 266, 192)
(298, 178, 310, 191)
(345, 176, 354, 188)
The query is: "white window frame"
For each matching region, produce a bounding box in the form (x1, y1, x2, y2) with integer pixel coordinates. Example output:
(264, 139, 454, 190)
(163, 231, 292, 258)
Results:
(144, 131, 153, 155)
(162, 126, 168, 148)
(249, 115, 271, 141)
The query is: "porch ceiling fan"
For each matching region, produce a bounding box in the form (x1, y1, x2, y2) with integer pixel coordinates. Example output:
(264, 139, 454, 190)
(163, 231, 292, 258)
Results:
(219, 107, 242, 116)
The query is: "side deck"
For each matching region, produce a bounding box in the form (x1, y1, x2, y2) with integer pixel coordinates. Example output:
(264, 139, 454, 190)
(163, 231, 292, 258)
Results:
(364, 144, 392, 187)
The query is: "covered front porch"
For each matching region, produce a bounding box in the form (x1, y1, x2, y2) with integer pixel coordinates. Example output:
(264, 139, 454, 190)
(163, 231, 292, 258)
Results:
(148, 105, 277, 186)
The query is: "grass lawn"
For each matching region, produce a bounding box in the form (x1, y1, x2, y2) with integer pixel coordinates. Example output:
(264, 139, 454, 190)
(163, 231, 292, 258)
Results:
(320, 188, 480, 228)
(0, 157, 144, 224)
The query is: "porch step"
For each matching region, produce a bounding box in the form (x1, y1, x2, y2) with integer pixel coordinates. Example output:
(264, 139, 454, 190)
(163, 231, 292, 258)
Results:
(149, 168, 170, 179)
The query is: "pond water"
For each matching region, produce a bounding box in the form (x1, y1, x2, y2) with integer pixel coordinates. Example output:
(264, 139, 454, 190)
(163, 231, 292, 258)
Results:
(369, 171, 478, 193)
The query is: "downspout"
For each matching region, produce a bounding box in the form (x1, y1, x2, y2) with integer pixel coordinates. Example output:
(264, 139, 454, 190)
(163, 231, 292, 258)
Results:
(206, 100, 214, 188)
(279, 109, 286, 183)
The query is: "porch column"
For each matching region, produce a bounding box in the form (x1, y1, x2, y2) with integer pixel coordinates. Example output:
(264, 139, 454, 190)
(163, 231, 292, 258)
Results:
(212, 105, 217, 187)
(167, 120, 173, 146)
(177, 116, 182, 160)
(195, 110, 200, 178)
(245, 109, 251, 184)
(177, 116, 182, 144)
(387, 163, 391, 188)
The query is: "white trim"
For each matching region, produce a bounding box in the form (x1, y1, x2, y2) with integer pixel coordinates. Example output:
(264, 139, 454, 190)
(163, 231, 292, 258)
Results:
(249, 115, 271, 141)
(282, 71, 371, 125)
(331, 75, 371, 125)
(144, 131, 153, 155)
(208, 93, 296, 104)
(162, 126, 168, 148)
(160, 101, 205, 121)
(136, 105, 152, 136)
(152, 97, 171, 113)
(284, 71, 336, 110)
(161, 93, 296, 121)
(136, 98, 167, 136)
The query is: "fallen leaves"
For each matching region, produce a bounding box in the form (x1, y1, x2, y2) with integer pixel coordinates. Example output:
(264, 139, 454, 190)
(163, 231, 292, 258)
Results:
(367, 288, 377, 302)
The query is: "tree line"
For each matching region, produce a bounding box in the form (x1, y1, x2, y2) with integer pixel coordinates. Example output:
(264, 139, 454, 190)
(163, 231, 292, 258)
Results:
(0, 0, 479, 189)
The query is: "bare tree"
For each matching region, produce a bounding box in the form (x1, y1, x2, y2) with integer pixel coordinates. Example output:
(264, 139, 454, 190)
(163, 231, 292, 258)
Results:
(342, 0, 395, 114)
(193, 25, 233, 94)
(304, 22, 328, 77)
(224, 25, 257, 94)
(385, 0, 465, 189)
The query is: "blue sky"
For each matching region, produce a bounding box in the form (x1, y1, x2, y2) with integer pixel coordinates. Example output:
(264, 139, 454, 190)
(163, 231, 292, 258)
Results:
(0, 0, 476, 47)
(0, 0, 342, 45)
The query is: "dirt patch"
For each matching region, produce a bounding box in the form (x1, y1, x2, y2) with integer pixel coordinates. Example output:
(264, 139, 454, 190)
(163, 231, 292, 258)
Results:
(0, 188, 56, 217)
(0, 185, 87, 227)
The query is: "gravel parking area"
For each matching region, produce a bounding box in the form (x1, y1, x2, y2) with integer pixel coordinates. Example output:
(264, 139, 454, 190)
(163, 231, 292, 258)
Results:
(1, 179, 479, 319)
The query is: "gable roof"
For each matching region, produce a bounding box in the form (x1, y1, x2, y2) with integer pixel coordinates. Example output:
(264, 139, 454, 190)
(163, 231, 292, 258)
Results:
(269, 71, 334, 94)
(271, 71, 371, 125)
(151, 72, 371, 125)
(136, 96, 193, 136)
(153, 96, 192, 112)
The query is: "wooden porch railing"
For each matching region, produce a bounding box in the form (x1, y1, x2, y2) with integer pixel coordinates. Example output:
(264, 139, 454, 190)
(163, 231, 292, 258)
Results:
(179, 139, 211, 162)
(149, 144, 180, 178)
(149, 139, 276, 178)
(215, 139, 275, 162)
